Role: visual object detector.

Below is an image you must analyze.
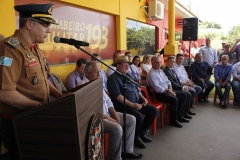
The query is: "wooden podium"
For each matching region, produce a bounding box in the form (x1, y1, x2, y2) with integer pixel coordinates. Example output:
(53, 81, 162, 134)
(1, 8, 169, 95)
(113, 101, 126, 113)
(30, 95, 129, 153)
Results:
(12, 79, 103, 160)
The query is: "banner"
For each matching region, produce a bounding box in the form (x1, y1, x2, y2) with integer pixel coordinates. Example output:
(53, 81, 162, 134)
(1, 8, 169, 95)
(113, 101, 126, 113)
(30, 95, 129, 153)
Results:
(15, 0, 116, 64)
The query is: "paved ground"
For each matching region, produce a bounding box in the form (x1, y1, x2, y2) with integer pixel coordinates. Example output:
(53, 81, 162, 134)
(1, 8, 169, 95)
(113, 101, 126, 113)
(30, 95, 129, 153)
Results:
(1, 98, 240, 160)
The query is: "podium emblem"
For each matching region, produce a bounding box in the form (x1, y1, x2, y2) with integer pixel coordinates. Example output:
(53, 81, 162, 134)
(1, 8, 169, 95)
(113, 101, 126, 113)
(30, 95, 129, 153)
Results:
(86, 112, 103, 160)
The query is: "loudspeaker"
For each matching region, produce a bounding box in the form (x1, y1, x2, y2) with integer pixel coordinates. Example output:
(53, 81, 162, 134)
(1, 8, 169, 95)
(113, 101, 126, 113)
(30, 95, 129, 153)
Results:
(182, 17, 198, 41)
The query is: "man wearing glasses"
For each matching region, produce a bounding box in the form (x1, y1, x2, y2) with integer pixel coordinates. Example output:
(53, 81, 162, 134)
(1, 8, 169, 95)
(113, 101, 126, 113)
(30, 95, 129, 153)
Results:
(0, 4, 61, 160)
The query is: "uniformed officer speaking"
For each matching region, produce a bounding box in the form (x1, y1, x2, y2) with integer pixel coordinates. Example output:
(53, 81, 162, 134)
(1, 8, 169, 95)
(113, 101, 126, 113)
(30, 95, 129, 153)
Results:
(0, 3, 63, 160)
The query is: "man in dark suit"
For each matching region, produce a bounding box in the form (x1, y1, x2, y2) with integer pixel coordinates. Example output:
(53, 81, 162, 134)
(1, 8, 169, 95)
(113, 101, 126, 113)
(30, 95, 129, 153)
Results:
(163, 56, 196, 119)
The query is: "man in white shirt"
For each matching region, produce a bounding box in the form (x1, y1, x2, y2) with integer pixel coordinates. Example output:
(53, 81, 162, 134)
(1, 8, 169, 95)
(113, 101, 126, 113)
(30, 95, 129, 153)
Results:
(199, 37, 218, 68)
(173, 53, 202, 99)
(190, 41, 200, 58)
(83, 61, 142, 160)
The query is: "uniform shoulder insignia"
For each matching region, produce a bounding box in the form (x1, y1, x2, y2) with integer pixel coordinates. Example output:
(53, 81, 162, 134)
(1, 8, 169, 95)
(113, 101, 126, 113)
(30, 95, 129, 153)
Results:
(5, 36, 21, 48)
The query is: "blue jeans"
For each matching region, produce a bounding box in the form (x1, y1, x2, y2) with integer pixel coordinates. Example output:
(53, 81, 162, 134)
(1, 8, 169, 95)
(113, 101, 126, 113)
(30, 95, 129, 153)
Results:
(232, 80, 240, 103)
(194, 85, 202, 96)
(215, 81, 231, 103)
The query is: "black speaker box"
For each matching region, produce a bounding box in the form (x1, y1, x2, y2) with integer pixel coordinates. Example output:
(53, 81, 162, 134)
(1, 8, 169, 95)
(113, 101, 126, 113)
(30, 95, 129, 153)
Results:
(182, 18, 198, 41)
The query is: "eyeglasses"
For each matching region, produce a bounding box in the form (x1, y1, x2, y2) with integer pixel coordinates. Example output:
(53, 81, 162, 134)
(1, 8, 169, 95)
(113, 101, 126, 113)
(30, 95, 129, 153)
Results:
(29, 19, 50, 29)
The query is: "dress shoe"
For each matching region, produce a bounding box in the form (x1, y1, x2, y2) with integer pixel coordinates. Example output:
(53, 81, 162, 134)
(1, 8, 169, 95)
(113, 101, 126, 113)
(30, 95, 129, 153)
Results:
(202, 98, 209, 102)
(185, 112, 192, 119)
(170, 120, 183, 128)
(140, 134, 152, 142)
(178, 117, 190, 123)
(134, 137, 146, 148)
(122, 152, 143, 159)
(187, 111, 196, 115)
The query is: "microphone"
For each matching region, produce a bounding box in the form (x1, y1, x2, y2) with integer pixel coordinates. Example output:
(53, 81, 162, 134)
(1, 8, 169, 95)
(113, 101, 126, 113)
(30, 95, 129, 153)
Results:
(53, 36, 89, 46)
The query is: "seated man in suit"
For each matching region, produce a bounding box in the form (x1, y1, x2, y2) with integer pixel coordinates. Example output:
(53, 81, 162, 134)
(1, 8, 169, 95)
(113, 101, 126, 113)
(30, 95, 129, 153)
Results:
(191, 53, 214, 102)
(163, 56, 196, 117)
(147, 56, 189, 129)
(214, 55, 233, 108)
(107, 55, 158, 149)
(45, 58, 67, 101)
(91, 53, 108, 93)
(65, 58, 87, 89)
(82, 61, 142, 159)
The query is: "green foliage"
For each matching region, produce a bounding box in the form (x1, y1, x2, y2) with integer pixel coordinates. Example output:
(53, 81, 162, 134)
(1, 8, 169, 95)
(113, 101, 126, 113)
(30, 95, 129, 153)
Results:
(126, 27, 155, 50)
(198, 29, 225, 40)
(226, 25, 240, 46)
(200, 21, 222, 29)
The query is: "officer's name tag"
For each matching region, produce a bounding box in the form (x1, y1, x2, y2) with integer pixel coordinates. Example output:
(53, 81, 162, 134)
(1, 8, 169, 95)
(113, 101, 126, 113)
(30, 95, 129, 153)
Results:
(0, 56, 13, 67)
(28, 61, 39, 67)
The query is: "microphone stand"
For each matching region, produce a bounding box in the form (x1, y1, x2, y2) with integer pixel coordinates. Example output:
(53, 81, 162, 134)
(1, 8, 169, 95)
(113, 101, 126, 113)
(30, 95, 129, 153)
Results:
(188, 41, 192, 78)
(74, 45, 141, 160)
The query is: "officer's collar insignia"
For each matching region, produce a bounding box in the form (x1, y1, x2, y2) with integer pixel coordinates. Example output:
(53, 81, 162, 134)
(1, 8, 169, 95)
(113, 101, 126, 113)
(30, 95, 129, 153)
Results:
(5, 36, 21, 48)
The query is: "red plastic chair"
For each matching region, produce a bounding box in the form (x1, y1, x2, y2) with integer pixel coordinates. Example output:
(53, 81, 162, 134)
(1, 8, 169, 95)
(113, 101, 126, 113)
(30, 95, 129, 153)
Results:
(151, 89, 171, 126)
(213, 88, 230, 104)
(140, 86, 163, 135)
(104, 133, 108, 160)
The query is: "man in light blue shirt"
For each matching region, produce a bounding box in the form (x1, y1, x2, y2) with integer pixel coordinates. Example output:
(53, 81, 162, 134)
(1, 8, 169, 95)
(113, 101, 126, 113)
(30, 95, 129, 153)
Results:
(199, 37, 218, 68)
(91, 53, 109, 93)
(65, 58, 87, 89)
(214, 55, 232, 108)
(232, 61, 240, 105)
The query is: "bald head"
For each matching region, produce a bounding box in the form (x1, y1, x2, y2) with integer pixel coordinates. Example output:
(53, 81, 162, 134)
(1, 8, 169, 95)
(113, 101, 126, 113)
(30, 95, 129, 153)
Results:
(151, 56, 161, 70)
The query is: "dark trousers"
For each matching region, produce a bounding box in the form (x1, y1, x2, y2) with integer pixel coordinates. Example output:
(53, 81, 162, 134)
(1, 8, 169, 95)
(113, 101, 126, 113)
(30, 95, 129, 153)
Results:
(184, 87, 196, 110)
(0, 118, 19, 160)
(194, 79, 214, 99)
(154, 91, 187, 121)
(116, 104, 157, 138)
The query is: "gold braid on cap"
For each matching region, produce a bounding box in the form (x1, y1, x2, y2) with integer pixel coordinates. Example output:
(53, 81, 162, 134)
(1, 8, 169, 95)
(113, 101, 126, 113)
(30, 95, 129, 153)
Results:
(32, 14, 52, 18)
(48, 5, 54, 14)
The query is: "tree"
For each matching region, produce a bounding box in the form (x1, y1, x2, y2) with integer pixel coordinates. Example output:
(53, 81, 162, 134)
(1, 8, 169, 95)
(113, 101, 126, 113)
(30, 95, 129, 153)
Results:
(126, 27, 155, 50)
(226, 25, 240, 46)
(198, 29, 225, 40)
(199, 21, 222, 29)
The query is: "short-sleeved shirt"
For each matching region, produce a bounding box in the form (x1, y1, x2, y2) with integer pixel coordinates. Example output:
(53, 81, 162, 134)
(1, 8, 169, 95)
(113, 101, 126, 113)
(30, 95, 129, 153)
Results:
(107, 72, 139, 110)
(0, 30, 49, 116)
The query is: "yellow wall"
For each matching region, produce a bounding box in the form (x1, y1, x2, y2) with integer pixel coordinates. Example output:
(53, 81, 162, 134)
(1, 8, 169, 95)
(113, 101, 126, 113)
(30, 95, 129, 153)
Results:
(0, 0, 148, 82)
(0, 1, 16, 37)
